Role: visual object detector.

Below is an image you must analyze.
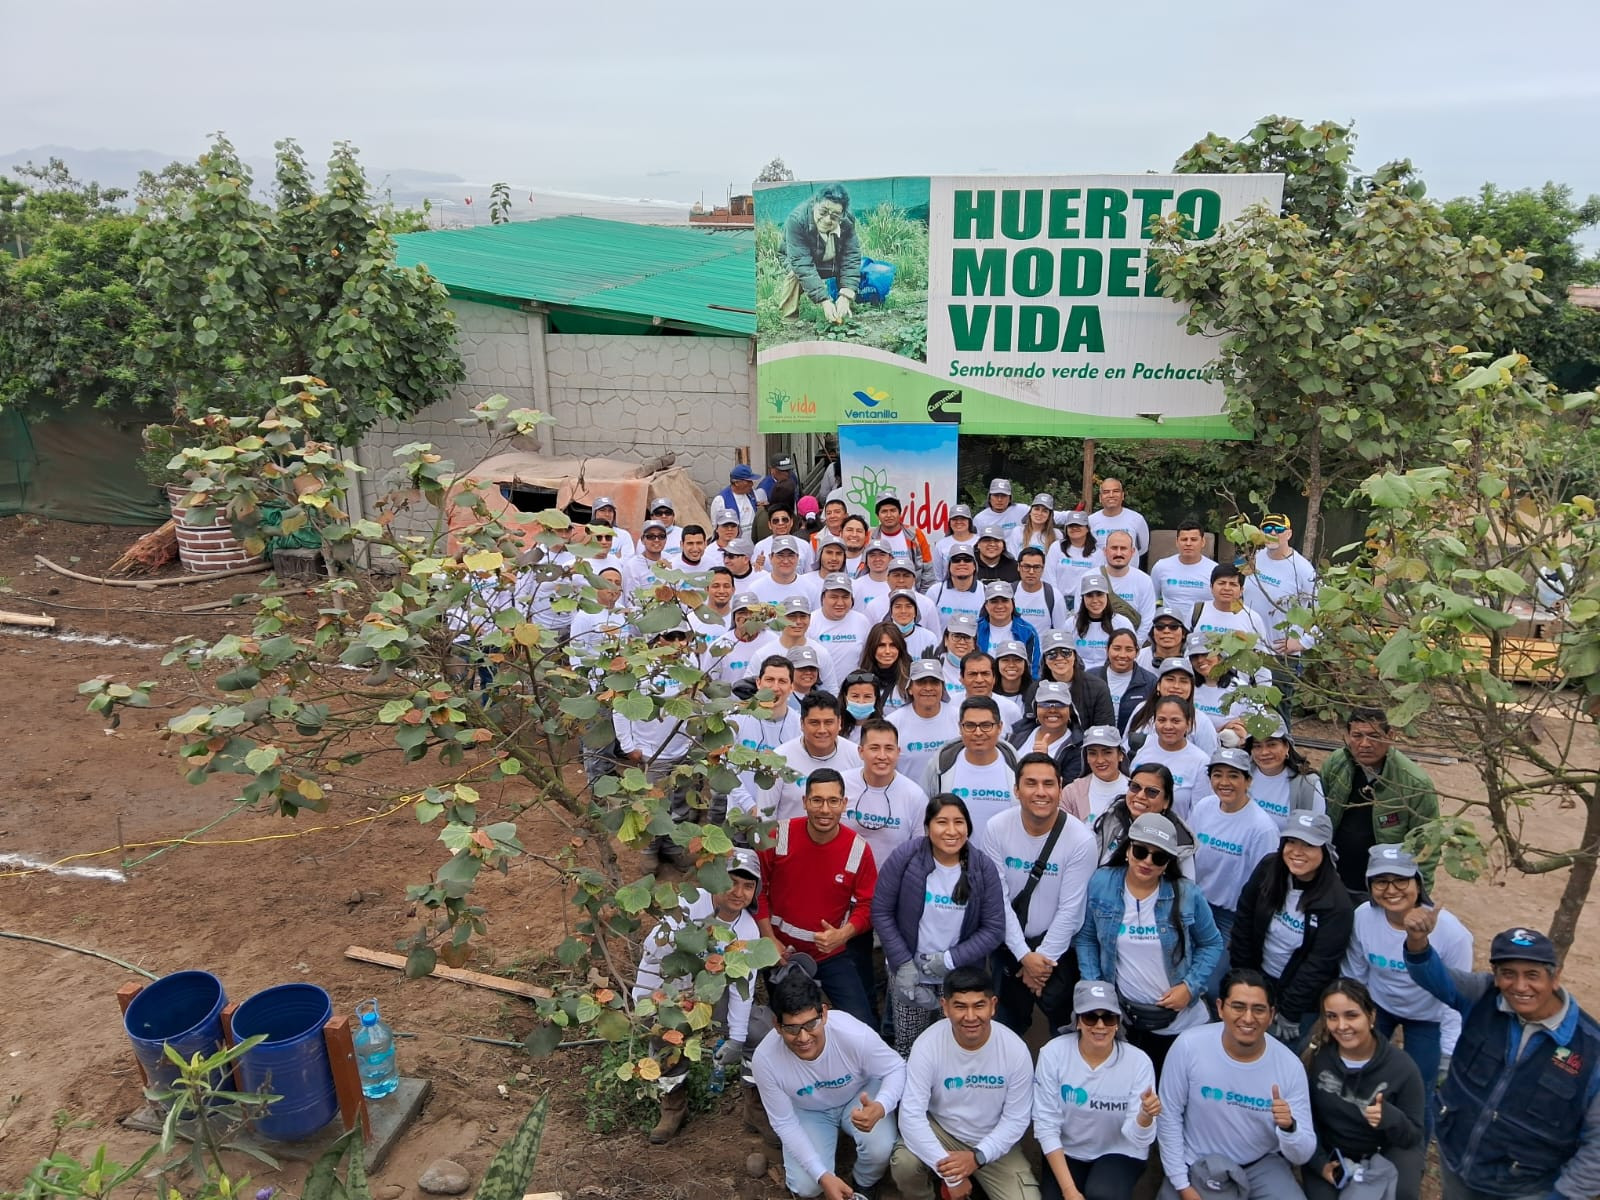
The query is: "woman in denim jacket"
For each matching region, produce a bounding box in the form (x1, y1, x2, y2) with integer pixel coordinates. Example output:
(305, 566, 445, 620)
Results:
(1076, 812, 1223, 1078)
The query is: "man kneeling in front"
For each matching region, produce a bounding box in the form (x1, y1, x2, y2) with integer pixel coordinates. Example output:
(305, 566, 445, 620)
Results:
(751, 960, 904, 1199)
(890, 963, 1040, 1199)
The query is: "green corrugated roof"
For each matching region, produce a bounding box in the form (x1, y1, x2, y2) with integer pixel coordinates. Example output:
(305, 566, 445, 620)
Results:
(393, 216, 755, 336)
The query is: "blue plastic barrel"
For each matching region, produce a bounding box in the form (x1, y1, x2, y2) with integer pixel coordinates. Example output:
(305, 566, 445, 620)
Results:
(123, 970, 227, 1093)
(230, 983, 338, 1142)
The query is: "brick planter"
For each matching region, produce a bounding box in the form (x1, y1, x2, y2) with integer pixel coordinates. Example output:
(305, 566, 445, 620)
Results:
(166, 485, 264, 574)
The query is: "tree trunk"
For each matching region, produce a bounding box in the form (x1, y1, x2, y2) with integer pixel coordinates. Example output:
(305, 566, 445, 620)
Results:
(1548, 782, 1600, 960)
(1303, 425, 1325, 563)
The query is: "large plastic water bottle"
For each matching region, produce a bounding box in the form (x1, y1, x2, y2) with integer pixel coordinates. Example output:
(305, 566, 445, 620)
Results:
(354, 998, 400, 1099)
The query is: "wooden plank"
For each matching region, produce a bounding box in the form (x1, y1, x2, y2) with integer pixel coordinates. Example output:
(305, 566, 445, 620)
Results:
(322, 1015, 371, 1137)
(0, 609, 55, 628)
(343, 946, 553, 1000)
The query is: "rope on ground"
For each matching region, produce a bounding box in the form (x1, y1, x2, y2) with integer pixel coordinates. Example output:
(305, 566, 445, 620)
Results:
(0, 931, 159, 979)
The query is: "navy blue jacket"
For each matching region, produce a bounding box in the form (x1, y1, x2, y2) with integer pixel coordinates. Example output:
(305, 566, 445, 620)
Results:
(1092, 662, 1157, 730)
(1408, 944, 1600, 1198)
(869, 835, 1006, 972)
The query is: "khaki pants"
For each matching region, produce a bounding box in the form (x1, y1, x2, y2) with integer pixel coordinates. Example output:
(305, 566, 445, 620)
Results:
(777, 272, 807, 318)
(890, 1114, 1040, 1200)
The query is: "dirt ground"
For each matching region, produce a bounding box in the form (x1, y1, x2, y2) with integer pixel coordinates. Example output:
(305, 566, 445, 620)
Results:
(1, 514, 1595, 1199)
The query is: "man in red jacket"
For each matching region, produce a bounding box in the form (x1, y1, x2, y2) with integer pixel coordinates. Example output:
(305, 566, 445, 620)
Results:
(758, 767, 880, 1026)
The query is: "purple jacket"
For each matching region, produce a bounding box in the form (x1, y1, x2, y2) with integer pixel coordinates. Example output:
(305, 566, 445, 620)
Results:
(869, 836, 1007, 971)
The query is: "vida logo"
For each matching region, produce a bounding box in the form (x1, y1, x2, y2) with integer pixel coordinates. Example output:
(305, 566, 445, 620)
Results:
(767, 390, 817, 416)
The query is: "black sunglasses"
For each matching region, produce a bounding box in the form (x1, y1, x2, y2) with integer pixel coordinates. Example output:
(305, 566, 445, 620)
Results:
(1129, 843, 1173, 867)
(1078, 1010, 1120, 1027)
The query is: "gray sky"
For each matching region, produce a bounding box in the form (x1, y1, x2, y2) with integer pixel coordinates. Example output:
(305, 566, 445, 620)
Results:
(7, 0, 1600, 212)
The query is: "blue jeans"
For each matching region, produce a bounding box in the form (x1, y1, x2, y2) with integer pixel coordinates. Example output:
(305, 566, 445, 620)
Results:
(1379, 1008, 1441, 1141)
(815, 945, 877, 1028)
(1207, 904, 1236, 1004)
(781, 1087, 898, 1196)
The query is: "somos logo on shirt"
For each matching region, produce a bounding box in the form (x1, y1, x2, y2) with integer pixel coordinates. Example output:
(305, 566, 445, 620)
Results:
(925, 890, 964, 907)
(796, 1073, 855, 1097)
(1004, 855, 1059, 875)
(1366, 952, 1407, 972)
(1196, 831, 1244, 856)
(944, 1074, 1006, 1090)
(954, 787, 1013, 801)
(905, 739, 952, 753)
(1199, 1085, 1271, 1110)
(1119, 922, 1159, 937)
(849, 810, 901, 831)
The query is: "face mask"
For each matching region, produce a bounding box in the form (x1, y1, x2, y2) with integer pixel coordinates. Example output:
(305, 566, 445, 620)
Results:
(895, 620, 916, 635)
(846, 700, 876, 719)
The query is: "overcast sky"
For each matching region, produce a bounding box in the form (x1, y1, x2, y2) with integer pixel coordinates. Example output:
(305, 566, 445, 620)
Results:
(7, 0, 1600, 211)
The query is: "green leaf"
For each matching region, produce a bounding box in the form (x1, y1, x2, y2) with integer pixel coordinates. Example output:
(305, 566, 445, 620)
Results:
(1484, 567, 1526, 595)
(378, 698, 413, 724)
(405, 946, 437, 978)
(523, 1024, 563, 1057)
(613, 691, 654, 722)
(614, 879, 653, 914)
(593, 1008, 631, 1043)
(559, 694, 600, 720)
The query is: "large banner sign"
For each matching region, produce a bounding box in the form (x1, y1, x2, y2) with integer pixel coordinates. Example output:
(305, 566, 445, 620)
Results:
(836, 424, 959, 537)
(755, 173, 1283, 438)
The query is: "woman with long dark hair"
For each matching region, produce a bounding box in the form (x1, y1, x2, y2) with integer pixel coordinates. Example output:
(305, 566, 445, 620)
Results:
(1247, 718, 1326, 832)
(1092, 761, 1196, 874)
(1095, 627, 1155, 729)
(857, 622, 912, 711)
(1034, 628, 1115, 730)
(1124, 658, 1218, 754)
(1124, 696, 1210, 818)
(837, 671, 884, 741)
(1231, 812, 1355, 1046)
(1052, 510, 1103, 582)
(870, 793, 1006, 1055)
(1077, 812, 1222, 1077)
(1302, 977, 1426, 1200)
(1073, 572, 1134, 670)
(992, 638, 1035, 700)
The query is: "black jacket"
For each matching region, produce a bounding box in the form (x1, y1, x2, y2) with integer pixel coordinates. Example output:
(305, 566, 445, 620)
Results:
(1230, 856, 1354, 1020)
(1092, 662, 1157, 730)
(1305, 1033, 1426, 1174)
(1023, 672, 1115, 733)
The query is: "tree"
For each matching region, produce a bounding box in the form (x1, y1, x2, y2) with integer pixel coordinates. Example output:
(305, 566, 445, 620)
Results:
(135, 135, 463, 446)
(84, 384, 790, 1078)
(756, 157, 795, 183)
(1442, 183, 1600, 392)
(1174, 115, 1356, 234)
(1153, 121, 1545, 559)
(1302, 352, 1600, 956)
(0, 212, 164, 416)
(0, 158, 127, 257)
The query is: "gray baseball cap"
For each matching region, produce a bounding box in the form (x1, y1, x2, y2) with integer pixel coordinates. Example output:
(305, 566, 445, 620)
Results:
(822, 572, 854, 594)
(1186, 633, 1216, 657)
(865, 536, 893, 556)
(1081, 724, 1122, 749)
(874, 492, 901, 510)
(1041, 629, 1075, 653)
(788, 645, 821, 668)
(983, 580, 1015, 601)
(715, 510, 741, 527)
(1073, 979, 1119, 1018)
(889, 587, 920, 605)
(642, 519, 667, 533)
(1208, 747, 1253, 775)
(1035, 681, 1072, 707)
(1079, 572, 1110, 595)
(987, 478, 1013, 496)
(909, 659, 945, 682)
(992, 639, 1028, 660)
(1063, 510, 1090, 527)
(975, 521, 1006, 541)
(947, 544, 977, 561)
(1156, 656, 1195, 678)
(783, 595, 813, 616)
(591, 495, 617, 512)
(1030, 492, 1055, 510)
(726, 537, 755, 557)
(1128, 812, 1181, 854)
(732, 591, 762, 613)
(727, 847, 762, 883)
(817, 532, 846, 550)
(772, 455, 795, 471)
(770, 534, 801, 555)
(1283, 810, 1336, 848)
(945, 613, 978, 636)
(950, 504, 974, 520)
(887, 561, 917, 577)
(650, 497, 676, 514)
(1365, 843, 1421, 880)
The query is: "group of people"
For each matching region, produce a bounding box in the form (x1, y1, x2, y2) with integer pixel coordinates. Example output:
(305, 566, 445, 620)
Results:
(475, 472, 1598, 1200)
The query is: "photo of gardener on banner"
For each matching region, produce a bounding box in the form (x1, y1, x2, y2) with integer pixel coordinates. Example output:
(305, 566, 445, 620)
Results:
(778, 183, 864, 324)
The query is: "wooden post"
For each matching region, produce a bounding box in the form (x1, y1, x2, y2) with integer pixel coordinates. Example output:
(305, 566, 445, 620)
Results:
(1081, 439, 1097, 510)
(116, 982, 149, 1086)
(219, 1001, 245, 1091)
(323, 1016, 371, 1137)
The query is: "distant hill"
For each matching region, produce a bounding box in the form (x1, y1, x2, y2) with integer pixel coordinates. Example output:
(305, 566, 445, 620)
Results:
(0, 144, 692, 226)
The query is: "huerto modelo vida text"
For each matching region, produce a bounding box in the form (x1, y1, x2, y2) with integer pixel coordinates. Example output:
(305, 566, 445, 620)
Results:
(945, 186, 1222, 354)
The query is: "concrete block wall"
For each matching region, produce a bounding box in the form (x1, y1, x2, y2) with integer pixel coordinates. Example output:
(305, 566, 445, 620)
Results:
(543, 334, 755, 495)
(355, 300, 757, 537)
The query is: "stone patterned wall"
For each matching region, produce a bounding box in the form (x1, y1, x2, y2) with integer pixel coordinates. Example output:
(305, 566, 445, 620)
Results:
(356, 302, 756, 533)
(543, 335, 755, 495)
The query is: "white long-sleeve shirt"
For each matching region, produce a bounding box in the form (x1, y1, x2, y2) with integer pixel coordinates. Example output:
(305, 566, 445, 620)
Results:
(1104, 567, 1156, 641)
(1344, 902, 1473, 1026)
(839, 769, 928, 864)
(1245, 548, 1318, 652)
(1151, 555, 1218, 613)
(770, 736, 862, 821)
(633, 890, 758, 1041)
(810, 610, 873, 681)
(1032, 1034, 1158, 1161)
(980, 807, 1098, 961)
(888, 704, 962, 783)
(1090, 507, 1151, 558)
(752, 1011, 907, 1185)
(900, 1020, 1034, 1172)
(1188, 794, 1282, 911)
(1157, 1024, 1317, 1190)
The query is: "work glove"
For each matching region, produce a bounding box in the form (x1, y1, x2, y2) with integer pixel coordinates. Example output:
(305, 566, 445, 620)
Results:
(713, 1038, 744, 1069)
(834, 294, 853, 320)
(891, 960, 920, 1006)
(912, 983, 941, 1010)
(1269, 1012, 1301, 1044)
(820, 298, 841, 324)
(916, 951, 951, 979)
